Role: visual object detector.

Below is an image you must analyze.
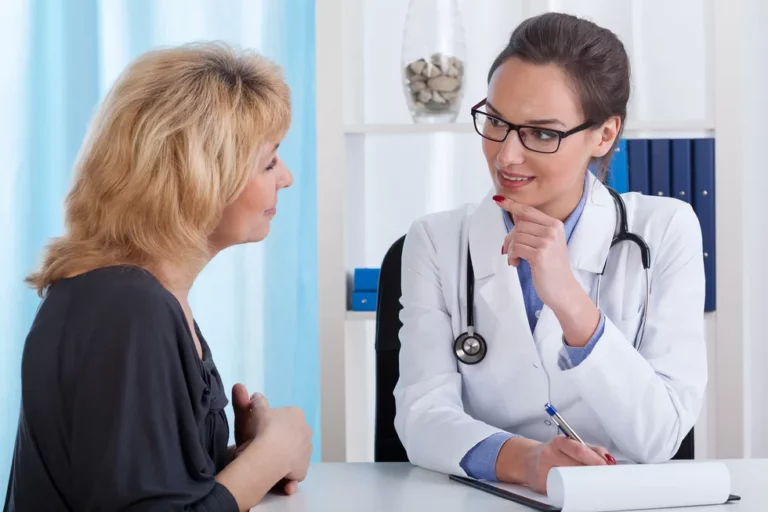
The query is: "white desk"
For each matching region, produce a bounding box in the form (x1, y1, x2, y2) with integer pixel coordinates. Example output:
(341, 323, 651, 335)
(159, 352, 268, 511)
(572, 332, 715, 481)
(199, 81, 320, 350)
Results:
(254, 460, 766, 511)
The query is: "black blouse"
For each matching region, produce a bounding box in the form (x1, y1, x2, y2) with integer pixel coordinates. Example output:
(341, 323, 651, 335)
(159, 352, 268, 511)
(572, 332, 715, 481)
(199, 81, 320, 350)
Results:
(4, 266, 238, 511)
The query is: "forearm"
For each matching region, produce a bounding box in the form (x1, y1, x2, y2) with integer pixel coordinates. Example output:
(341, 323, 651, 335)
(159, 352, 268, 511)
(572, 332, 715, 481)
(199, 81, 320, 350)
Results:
(216, 440, 285, 511)
(552, 280, 601, 348)
(566, 321, 701, 463)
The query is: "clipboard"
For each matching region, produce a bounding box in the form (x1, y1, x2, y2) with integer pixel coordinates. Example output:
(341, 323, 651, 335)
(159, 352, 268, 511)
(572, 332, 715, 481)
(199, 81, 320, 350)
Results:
(450, 474, 741, 512)
(449, 475, 561, 511)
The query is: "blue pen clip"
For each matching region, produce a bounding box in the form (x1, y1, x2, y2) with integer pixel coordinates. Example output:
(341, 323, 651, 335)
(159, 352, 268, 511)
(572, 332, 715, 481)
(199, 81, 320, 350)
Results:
(544, 403, 567, 435)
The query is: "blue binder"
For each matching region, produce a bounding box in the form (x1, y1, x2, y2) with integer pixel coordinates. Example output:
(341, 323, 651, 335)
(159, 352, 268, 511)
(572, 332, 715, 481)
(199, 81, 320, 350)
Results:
(692, 138, 716, 312)
(354, 268, 380, 292)
(627, 140, 650, 195)
(671, 139, 693, 204)
(352, 291, 377, 311)
(650, 139, 671, 197)
(607, 140, 629, 193)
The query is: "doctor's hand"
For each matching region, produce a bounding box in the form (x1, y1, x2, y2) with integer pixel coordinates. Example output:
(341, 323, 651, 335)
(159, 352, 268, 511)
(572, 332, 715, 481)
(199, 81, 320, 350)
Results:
(496, 436, 613, 495)
(494, 196, 577, 312)
(494, 196, 601, 347)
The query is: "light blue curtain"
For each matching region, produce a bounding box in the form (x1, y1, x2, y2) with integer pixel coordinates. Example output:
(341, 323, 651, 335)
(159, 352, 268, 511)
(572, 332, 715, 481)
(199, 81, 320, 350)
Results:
(0, 0, 319, 498)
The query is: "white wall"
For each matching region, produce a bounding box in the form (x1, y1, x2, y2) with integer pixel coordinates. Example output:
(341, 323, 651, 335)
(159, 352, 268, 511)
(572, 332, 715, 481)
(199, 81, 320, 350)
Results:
(713, 0, 768, 459)
(744, 0, 768, 459)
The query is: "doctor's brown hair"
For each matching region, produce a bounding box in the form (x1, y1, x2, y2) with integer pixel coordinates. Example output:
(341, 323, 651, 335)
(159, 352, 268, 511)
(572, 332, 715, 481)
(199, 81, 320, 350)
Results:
(488, 12, 630, 181)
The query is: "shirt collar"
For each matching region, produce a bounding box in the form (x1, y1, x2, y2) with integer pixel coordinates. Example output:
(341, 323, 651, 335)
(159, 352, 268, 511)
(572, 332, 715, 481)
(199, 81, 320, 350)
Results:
(502, 172, 589, 243)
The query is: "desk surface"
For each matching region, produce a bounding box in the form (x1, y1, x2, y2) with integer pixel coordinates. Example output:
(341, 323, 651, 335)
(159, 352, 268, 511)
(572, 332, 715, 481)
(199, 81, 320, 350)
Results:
(254, 460, 766, 511)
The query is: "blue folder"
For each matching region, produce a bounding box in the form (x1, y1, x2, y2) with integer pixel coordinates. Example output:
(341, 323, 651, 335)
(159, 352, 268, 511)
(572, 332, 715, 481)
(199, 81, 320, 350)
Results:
(627, 140, 650, 195)
(607, 140, 629, 193)
(692, 139, 716, 312)
(650, 139, 671, 198)
(671, 139, 693, 204)
(354, 268, 380, 292)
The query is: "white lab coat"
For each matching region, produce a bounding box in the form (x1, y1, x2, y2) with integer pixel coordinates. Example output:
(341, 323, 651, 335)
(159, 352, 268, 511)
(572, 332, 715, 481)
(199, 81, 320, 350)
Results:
(393, 173, 707, 477)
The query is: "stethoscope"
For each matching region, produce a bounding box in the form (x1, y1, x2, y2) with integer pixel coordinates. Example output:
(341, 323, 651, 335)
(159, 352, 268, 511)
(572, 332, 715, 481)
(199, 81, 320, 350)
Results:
(454, 187, 652, 365)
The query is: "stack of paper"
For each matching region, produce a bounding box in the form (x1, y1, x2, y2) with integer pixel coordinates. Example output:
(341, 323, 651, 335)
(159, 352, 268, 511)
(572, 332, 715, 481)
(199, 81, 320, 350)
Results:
(456, 461, 735, 512)
(546, 461, 732, 512)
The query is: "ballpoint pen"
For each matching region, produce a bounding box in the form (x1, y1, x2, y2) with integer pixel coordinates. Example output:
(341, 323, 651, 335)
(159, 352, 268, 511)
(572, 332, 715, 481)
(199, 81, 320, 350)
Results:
(544, 403, 586, 445)
(545, 403, 617, 465)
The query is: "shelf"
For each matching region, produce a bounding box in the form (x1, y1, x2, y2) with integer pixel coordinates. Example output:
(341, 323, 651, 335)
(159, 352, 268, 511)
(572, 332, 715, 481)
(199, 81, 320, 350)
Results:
(345, 123, 474, 134)
(346, 310, 377, 321)
(343, 120, 715, 139)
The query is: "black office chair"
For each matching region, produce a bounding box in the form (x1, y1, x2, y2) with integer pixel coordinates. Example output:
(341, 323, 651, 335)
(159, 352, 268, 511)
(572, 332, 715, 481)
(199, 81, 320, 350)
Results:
(373, 235, 695, 462)
(374, 235, 409, 462)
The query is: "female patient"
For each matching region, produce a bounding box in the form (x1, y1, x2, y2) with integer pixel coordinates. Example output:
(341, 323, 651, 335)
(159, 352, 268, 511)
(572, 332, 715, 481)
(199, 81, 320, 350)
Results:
(4, 42, 311, 511)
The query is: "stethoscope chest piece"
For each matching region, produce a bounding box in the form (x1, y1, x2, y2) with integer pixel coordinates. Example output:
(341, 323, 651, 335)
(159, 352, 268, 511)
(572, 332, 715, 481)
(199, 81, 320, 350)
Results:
(454, 327, 487, 365)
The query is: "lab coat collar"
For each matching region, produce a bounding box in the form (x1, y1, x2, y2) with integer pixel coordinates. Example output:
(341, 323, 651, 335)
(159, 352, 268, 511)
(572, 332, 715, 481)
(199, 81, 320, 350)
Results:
(567, 172, 617, 274)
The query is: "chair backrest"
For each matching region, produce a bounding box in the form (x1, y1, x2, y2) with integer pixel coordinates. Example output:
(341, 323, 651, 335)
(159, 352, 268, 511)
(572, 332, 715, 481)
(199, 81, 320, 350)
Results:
(372, 234, 695, 462)
(673, 429, 695, 460)
(374, 235, 409, 462)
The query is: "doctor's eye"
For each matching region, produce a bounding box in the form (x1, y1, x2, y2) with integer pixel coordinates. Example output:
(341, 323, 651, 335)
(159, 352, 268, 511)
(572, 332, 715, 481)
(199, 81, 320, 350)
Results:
(265, 157, 277, 171)
(531, 129, 557, 141)
(487, 116, 505, 128)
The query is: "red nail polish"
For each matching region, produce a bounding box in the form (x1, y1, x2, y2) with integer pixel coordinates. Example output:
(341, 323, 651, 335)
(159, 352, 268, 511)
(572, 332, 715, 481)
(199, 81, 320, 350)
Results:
(605, 454, 616, 465)
(493, 195, 504, 202)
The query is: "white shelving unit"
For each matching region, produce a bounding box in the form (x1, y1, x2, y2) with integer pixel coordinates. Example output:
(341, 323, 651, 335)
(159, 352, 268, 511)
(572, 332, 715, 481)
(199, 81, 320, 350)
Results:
(344, 121, 715, 139)
(346, 310, 376, 321)
(317, 0, 726, 463)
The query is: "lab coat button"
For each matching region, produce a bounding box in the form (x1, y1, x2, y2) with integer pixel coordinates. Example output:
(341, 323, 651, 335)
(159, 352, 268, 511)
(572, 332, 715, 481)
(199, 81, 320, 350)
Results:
(535, 310, 541, 319)
(545, 420, 552, 426)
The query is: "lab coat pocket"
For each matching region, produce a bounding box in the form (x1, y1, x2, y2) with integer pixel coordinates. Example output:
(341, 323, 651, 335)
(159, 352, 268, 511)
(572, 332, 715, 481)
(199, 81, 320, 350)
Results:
(611, 307, 644, 347)
(459, 362, 511, 423)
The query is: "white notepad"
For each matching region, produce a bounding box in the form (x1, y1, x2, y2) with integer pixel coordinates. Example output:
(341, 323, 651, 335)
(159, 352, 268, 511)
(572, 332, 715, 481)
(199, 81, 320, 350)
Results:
(451, 461, 739, 512)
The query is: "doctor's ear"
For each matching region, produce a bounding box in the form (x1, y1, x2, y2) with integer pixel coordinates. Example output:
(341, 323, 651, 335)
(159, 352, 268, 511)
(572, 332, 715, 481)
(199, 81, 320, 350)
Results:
(590, 116, 621, 159)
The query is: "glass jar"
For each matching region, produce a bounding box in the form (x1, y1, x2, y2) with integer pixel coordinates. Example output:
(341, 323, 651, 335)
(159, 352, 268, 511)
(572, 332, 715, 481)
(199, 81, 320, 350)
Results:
(401, 0, 467, 124)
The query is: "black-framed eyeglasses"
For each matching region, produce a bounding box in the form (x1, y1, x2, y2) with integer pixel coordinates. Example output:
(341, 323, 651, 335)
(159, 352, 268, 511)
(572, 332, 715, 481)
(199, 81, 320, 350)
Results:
(470, 98, 595, 154)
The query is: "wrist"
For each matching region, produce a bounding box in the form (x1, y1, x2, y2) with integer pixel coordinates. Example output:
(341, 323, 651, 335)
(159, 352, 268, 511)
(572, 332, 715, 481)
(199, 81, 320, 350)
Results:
(216, 438, 285, 510)
(495, 437, 539, 484)
(553, 282, 600, 348)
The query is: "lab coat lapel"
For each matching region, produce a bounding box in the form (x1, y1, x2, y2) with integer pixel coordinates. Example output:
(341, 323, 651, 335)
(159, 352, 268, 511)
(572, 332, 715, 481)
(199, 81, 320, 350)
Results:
(533, 174, 618, 348)
(568, 174, 617, 274)
(468, 190, 541, 368)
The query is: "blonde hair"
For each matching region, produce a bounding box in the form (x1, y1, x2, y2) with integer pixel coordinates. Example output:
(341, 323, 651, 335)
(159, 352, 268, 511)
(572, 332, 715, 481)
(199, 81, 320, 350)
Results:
(27, 42, 291, 296)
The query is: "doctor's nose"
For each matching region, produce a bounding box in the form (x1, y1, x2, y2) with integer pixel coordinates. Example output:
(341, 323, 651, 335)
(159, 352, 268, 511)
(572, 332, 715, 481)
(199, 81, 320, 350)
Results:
(495, 131, 526, 167)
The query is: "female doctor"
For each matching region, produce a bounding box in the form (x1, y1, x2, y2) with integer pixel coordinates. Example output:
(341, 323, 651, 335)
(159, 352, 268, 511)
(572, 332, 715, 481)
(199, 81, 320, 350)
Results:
(393, 12, 707, 494)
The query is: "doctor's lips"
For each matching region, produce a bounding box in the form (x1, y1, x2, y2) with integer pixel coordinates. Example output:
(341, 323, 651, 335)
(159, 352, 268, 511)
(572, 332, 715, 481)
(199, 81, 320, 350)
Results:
(264, 207, 277, 216)
(497, 170, 535, 190)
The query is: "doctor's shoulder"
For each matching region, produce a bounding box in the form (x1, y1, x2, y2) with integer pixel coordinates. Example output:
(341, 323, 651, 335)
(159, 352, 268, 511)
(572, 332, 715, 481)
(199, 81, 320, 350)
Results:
(402, 202, 478, 255)
(621, 191, 704, 263)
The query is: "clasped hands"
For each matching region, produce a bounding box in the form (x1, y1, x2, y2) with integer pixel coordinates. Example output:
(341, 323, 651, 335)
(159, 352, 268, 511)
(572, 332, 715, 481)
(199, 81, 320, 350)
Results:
(230, 383, 312, 495)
